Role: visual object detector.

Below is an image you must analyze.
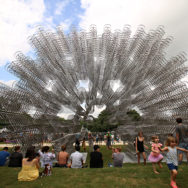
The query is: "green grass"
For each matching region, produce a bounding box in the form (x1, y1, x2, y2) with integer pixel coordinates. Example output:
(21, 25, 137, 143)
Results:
(0, 146, 188, 188)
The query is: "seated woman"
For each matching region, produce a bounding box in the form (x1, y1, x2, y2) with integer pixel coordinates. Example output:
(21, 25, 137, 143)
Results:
(18, 147, 40, 181)
(112, 148, 124, 167)
(57, 145, 69, 167)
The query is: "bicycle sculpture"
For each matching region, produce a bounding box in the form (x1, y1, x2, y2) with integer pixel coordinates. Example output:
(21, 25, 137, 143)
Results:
(1, 25, 188, 151)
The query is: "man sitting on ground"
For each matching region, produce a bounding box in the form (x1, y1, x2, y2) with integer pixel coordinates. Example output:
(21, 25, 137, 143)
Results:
(57, 145, 69, 167)
(90, 145, 103, 168)
(70, 146, 84, 168)
(0, 147, 10, 166)
(8, 146, 23, 167)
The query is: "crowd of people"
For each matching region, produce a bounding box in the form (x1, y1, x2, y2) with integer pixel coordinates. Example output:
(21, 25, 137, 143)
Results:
(0, 118, 188, 188)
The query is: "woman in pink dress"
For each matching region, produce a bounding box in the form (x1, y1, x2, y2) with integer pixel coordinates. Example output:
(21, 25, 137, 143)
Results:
(148, 135, 163, 174)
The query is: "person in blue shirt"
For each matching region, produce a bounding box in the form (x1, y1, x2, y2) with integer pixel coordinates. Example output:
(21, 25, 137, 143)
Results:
(0, 147, 10, 166)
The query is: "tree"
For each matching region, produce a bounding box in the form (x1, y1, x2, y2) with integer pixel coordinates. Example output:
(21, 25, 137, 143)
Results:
(85, 110, 119, 132)
(127, 109, 141, 121)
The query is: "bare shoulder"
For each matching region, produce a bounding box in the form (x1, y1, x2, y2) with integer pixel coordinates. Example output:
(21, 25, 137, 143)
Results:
(33, 158, 38, 164)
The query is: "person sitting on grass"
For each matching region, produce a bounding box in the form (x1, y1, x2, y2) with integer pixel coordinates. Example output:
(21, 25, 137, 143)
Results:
(70, 146, 84, 168)
(160, 136, 188, 188)
(90, 145, 103, 168)
(18, 147, 40, 181)
(57, 145, 69, 167)
(8, 146, 23, 167)
(38, 146, 55, 168)
(0, 147, 10, 166)
(112, 147, 124, 167)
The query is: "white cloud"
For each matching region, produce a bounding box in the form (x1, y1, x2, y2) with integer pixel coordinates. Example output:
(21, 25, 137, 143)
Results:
(0, 80, 17, 87)
(110, 80, 124, 92)
(79, 0, 188, 56)
(55, 0, 70, 15)
(0, 0, 46, 66)
(60, 19, 72, 31)
(57, 105, 75, 119)
(89, 105, 106, 118)
(57, 112, 75, 119)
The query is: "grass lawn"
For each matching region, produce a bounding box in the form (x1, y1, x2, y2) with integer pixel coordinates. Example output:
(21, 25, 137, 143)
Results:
(0, 145, 188, 188)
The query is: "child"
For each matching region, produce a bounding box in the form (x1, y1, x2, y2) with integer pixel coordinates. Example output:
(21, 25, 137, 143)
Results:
(135, 131, 148, 165)
(41, 164, 52, 176)
(148, 136, 163, 174)
(82, 137, 86, 152)
(161, 136, 188, 188)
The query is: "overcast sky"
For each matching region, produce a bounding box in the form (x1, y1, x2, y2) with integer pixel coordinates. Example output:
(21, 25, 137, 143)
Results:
(1, 0, 188, 117)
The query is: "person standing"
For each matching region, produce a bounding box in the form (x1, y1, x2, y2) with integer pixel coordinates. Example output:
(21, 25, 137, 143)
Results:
(8, 146, 23, 167)
(82, 137, 86, 152)
(106, 132, 112, 149)
(148, 136, 163, 174)
(0, 147, 10, 166)
(99, 134, 103, 145)
(161, 136, 188, 188)
(96, 134, 99, 144)
(135, 131, 148, 165)
(111, 134, 115, 145)
(175, 117, 188, 164)
(90, 145, 103, 168)
(88, 132, 94, 152)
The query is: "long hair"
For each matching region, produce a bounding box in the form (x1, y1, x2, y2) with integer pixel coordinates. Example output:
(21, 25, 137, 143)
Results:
(138, 131, 143, 137)
(25, 146, 36, 161)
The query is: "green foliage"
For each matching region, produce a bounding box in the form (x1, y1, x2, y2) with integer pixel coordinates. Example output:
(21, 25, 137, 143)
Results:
(127, 109, 141, 121)
(85, 110, 118, 132)
(0, 115, 10, 129)
(0, 119, 10, 127)
(58, 117, 73, 124)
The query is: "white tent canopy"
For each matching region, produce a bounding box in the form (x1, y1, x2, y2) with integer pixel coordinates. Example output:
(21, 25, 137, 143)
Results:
(0, 128, 10, 133)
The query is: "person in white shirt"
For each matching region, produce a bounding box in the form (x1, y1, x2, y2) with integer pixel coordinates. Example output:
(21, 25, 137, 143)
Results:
(70, 146, 84, 168)
(38, 146, 55, 168)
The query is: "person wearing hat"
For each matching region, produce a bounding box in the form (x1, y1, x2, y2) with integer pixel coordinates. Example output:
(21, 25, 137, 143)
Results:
(90, 145, 103, 168)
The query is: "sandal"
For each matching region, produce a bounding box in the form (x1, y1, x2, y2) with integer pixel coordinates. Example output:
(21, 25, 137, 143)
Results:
(170, 181, 178, 188)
